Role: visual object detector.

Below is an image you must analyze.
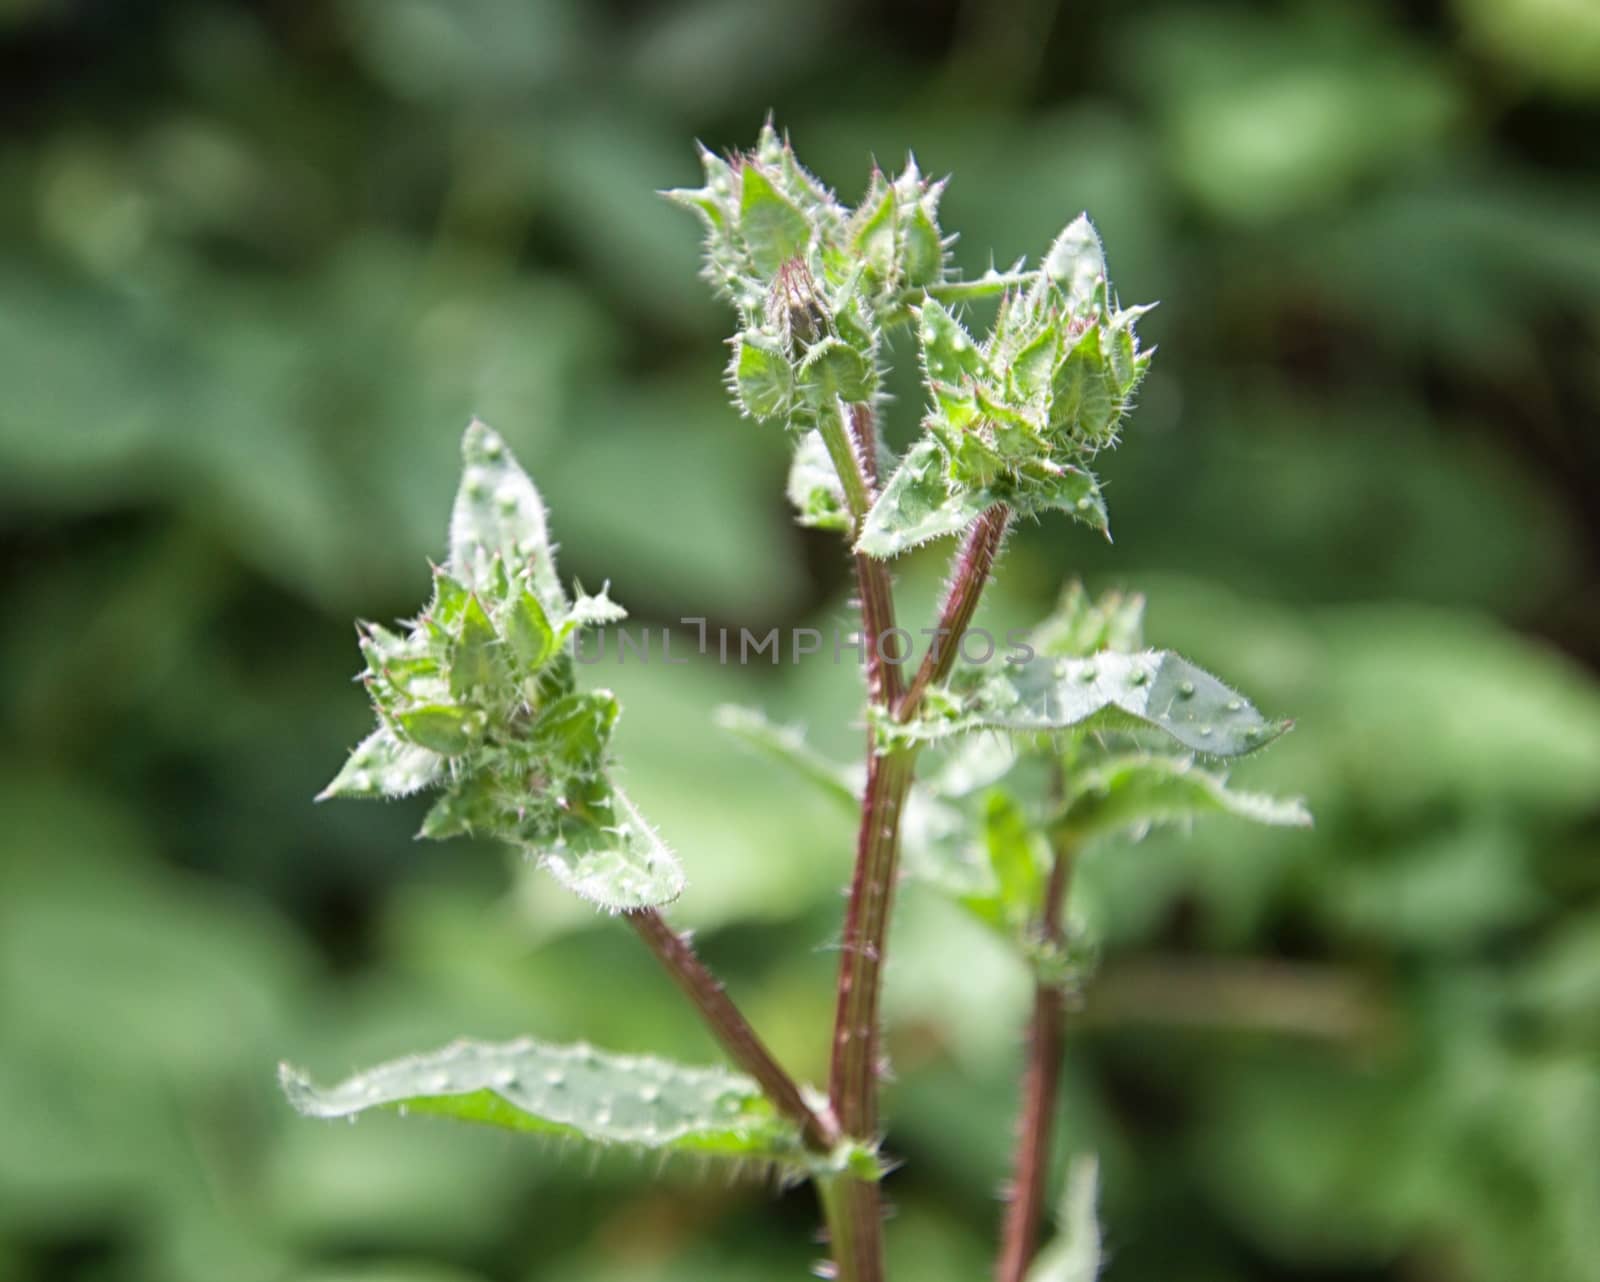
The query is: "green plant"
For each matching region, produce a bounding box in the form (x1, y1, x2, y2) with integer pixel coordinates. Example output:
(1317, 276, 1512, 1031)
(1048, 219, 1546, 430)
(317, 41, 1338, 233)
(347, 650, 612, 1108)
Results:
(281, 126, 1309, 1282)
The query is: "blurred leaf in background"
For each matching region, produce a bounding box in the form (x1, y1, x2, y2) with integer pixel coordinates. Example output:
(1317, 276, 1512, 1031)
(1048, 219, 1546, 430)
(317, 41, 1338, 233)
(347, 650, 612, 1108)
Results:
(1, 0, 1597, 1280)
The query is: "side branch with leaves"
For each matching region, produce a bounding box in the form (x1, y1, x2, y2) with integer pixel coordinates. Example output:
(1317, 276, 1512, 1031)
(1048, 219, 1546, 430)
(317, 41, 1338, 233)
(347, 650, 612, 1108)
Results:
(282, 125, 1309, 1282)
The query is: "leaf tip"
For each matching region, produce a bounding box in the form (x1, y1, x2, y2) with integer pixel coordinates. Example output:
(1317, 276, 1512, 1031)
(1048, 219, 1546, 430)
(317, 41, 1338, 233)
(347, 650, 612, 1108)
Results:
(277, 1061, 317, 1114)
(460, 417, 507, 464)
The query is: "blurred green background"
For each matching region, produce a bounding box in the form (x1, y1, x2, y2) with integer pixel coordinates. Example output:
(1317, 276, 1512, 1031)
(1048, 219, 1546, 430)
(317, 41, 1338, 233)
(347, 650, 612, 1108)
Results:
(3, 1, 1599, 1280)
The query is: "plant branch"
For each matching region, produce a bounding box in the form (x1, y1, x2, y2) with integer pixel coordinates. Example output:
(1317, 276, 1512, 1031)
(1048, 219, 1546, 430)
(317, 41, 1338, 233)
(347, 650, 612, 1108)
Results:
(819, 401, 902, 708)
(626, 907, 836, 1152)
(995, 819, 1076, 1282)
(815, 399, 912, 1282)
(897, 504, 1011, 721)
(819, 1175, 886, 1282)
(817, 400, 875, 531)
(829, 747, 916, 1139)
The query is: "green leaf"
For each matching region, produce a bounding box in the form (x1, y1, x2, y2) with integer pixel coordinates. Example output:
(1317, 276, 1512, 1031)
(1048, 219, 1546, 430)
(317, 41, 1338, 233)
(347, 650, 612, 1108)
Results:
(395, 704, 483, 756)
(730, 332, 793, 420)
(448, 595, 500, 700)
(450, 420, 565, 612)
(279, 1036, 804, 1164)
(418, 768, 504, 840)
(1033, 464, 1111, 538)
(902, 651, 1291, 757)
(919, 299, 986, 389)
(984, 790, 1046, 924)
(1011, 327, 1060, 402)
(713, 704, 858, 814)
(318, 726, 442, 800)
(786, 429, 850, 531)
(851, 176, 899, 280)
(797, 335, 875, 404)
(1040, 215, 1107, 319)
(1057, 753, 1312, 846)
(1050, 329, 1117, 445)
(857, 441, 1108, 556)
(901, 198, 945, 288)
(856, 440, 995, 557)
(504, 587, 556, 672)
(738, 164, 810, 276)
(1027, 1155, 1102, 1282)
(535, 690, 620, 767)
(535, 784, 686, 910)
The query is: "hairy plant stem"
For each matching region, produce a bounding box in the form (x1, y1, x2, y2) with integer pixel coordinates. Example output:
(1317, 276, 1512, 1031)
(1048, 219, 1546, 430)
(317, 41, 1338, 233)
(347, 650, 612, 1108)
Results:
(996, 791, 1078, 1282)
(818, 1173, 885, 1282)
(829, 746, 917, 1138)
(897, 504, 1012, 719)
(815, 437, 1015, 1281)
(818, 402, 903, 708)
(813, 401, 910, 1282)
(625, 907, 835, 1151)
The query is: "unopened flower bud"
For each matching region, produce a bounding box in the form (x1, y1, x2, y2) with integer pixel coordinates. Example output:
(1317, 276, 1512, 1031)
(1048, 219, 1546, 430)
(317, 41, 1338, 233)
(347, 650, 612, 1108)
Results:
(766, 258, 828, 351)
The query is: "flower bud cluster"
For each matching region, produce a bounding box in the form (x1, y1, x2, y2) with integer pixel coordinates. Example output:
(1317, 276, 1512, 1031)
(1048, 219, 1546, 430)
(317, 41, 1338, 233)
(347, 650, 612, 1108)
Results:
(325, 552, 628, 849)
(667, 124, 954, 428)
(918, 215, 1153, 495)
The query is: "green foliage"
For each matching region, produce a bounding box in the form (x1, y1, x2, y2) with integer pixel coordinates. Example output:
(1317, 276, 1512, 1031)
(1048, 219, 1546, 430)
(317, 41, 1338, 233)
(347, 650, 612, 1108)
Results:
(1056, 753, 1311, 847)
(281, 1037, 807, 1165)
(856, 440, 1108, 557)
(721, 583, 1305, 988)
(669, 125, 927, 438)
(891, 649, 1289, 757)
(323, 421, 684, 911)
(673, 132, 1148, 557)
(858, 217, 1149, 556)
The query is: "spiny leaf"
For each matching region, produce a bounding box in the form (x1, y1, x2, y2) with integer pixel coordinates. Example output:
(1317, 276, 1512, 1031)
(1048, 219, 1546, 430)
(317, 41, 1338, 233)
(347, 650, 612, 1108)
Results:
(279, 1036, 805, 1164)
(730, 332, 794, 420)
(450, 420, 565, 612)
(1049, 329, 1118, 445)
(318, 726, 441, 800)
(713, 704, 858, 814)
(918, 298, 986, 388)
(448, 594, 500, 700)
(395, 704, 483, 756)
(565, 583, 628, 633)
(1041, 215, 1107, 319)
(1034, 464, 1111, 538)
(739, 163, 811, 276)
(535, 784, 686, 911)
(898, 650, 1291, 757)
(1027, 1155, 1103, 1282)
(914, 264, 1040, 306)
(856, 440, 1108, 557)
(504, 586, 556, 671)
(856, 440, 995, 557)
(1057, 753, 1312, 846)
(325, 421, 684, 912)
